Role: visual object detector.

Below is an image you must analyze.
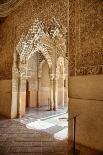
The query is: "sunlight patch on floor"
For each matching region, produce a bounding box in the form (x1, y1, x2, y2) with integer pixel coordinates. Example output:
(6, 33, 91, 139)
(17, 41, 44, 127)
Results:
(45, 113, 68, 127)
(26, 119, 55, 130)
(54, 128, 68, 140)
(26, 113, 68, 140)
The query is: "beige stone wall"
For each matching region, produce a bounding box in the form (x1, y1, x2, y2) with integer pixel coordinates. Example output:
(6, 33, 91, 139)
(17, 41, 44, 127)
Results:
(0, 80, 12, 117)
(28, 61, 50, 108)
(69, 0, 103, 151)
(69, 75, 103, 151)
(39, 62, 50, 107)
(41, 62, 50, 87)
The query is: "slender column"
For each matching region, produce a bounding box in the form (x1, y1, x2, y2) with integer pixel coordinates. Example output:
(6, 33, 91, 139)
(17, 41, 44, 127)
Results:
(61, 76, 65, 108)
(50, 78, 54, 111)
(66, 76, 69, 105)
(37, 77, 41, 108)
(17, 76, 26, 117)
(17, 71, 21, 118)
(53, 77, 58, 111)
(36, 51, 39, 108)
(37, 77, 40, 108)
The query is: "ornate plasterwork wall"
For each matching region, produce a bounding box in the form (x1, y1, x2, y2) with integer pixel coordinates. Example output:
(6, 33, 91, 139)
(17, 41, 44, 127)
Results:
(0, 19, 14, 79)
(0, 0, 25, 17)
(69, 0, 103, 76)
(0, 0, 67, 80)
(15, 18, 67, 79)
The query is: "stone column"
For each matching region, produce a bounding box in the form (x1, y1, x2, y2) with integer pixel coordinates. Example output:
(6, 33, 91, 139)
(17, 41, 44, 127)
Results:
(53, 76, 58, 111)
(61, 76, 65, 108)
(17, 71, 21, 118)
(50, 77, 54, 111)
(37, 77, 41, 108)
(66, 76, 68, 105)
(36, 51, 40, 108)
(17, 74, 26, 118)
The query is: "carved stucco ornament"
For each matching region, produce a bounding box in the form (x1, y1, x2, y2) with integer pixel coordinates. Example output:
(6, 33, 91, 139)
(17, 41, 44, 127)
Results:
(0, 0, 25, 17)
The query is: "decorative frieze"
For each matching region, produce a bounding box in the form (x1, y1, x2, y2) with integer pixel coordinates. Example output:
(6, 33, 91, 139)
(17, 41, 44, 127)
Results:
(76, 65, 103, 76)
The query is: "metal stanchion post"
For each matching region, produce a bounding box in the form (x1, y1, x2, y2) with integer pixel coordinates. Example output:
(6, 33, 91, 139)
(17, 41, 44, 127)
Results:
(73, 116, 76, 154)
(72, 116, 80, 155)
(69, 115, 80, 155)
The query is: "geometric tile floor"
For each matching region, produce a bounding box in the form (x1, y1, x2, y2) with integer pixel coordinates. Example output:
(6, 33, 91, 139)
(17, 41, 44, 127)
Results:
(0, 106, 103, 155)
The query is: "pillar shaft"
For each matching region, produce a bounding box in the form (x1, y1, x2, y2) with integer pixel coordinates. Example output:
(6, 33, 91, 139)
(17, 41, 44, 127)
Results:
(37, 77, 40, 108)
(61, 77, 64, 107)
(50, 79, 53, 110)
(53, 78, 58, 111)
(50, 75, 58, 111)
(17, 73, 21, 118)
(66, 76, 68, 105)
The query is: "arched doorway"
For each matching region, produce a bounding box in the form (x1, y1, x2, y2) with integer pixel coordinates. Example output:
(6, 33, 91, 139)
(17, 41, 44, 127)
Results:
(39, 60, 50, 107)
(12, 18, 68, 119)
(25, 51, 51, 110)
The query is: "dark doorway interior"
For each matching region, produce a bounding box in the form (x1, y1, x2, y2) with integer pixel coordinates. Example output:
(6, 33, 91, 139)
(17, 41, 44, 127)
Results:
(26, 79, 30, 108)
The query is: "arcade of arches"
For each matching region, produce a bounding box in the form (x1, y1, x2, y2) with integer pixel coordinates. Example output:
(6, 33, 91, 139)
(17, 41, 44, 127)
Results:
(0, 0, 103, 154)
(12, 19, 68, 117)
